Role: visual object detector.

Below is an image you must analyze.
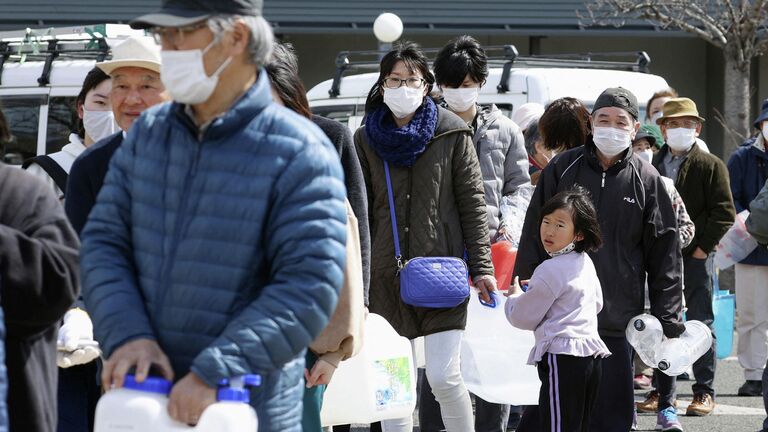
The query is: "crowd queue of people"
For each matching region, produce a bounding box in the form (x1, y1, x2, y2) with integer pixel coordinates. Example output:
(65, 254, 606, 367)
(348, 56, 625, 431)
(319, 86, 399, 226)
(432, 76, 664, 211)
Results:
(2, 0, 768, 431)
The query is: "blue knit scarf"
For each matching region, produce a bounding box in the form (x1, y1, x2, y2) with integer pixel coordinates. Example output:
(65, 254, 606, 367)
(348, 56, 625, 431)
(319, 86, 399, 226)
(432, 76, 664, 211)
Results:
(364, 97, 439, 168)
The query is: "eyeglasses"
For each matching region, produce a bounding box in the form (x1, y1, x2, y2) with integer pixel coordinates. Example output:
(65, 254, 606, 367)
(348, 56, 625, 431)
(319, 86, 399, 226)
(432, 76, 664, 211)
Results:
(664, 119, 699, 129)
(382, 77, 426, 89)
(148, 21, 208, 46)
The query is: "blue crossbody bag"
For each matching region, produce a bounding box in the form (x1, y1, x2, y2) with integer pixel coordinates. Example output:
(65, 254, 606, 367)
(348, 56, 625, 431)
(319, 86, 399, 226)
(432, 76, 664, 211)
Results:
(384, 162, 470, 308)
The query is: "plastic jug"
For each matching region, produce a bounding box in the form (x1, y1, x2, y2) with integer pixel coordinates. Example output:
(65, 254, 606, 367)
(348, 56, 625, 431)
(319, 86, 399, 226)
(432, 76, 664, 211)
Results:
(657, 320, 713, 377)
(714, 210, 758, 269)
(460, 291, 540, 405)
(94, 374, 259, 432)
(320, 313, 417, 426)
(625, 314, 664, 366)
(491, 241, 517, 291)
(712, 271, 735, 359)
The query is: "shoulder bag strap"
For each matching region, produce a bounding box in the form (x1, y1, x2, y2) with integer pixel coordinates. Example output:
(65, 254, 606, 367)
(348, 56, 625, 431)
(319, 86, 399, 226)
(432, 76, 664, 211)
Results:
(383, 162, 403, 268)
(22, 155, 68, 194)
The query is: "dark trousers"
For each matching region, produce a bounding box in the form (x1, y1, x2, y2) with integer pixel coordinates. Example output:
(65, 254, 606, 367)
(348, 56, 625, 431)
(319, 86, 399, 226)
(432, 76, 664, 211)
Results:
(57, 362, 100, 432)
(516, 353, 601, 432)
(589, 336, 634, 432)
(681, 255, 716, 397)
(650, 256, 716, 408)
(418, 368, 510, 432)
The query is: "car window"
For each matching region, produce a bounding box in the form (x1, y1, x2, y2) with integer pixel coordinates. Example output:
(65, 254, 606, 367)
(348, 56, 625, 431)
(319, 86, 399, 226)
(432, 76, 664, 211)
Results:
(0, 95, 45, 165)
(312, 105, 358, 126)
(47, 96, 78, 154)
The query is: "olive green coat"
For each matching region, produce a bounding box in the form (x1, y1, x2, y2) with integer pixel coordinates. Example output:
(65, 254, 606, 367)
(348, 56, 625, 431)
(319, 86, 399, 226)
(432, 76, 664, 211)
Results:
(355, 107, 494, 339)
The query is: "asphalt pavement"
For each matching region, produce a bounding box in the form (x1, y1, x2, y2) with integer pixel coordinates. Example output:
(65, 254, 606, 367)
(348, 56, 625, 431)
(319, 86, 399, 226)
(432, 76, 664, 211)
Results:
(345, 332, 767, 432)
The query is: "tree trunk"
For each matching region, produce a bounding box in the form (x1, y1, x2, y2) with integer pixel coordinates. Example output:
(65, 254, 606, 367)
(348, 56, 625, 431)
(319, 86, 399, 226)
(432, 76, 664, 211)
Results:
(722, 45, 751, 159)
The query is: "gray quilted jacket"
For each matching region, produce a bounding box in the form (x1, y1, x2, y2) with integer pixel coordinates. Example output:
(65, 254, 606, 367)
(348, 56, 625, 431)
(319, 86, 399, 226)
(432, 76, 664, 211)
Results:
(473, 104, 530, 239)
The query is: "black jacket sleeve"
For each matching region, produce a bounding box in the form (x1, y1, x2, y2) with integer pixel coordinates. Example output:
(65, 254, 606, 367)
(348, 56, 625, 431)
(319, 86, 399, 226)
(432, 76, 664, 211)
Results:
(337, 128, 372, 306)
(513, 156, 559, 280)
(644, 175, 685, 338)
(313, 116, 372, 306)
(0, 166, 80, 336)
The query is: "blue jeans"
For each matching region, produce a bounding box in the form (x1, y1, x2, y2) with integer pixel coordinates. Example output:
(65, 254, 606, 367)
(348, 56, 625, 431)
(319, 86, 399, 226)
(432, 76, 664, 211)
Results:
(57, 362, 100, 432)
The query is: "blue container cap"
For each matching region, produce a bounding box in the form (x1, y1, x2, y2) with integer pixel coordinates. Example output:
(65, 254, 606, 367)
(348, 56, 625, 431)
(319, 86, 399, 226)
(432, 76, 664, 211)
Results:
(243, 374, 261, 387)
(217, 387, 250, 403)
(123, 374, 172, 395)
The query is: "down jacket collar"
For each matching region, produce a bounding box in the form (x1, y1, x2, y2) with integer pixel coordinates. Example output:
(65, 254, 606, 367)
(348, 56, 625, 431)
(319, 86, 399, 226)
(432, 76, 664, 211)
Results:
(169, 70, 273, 141)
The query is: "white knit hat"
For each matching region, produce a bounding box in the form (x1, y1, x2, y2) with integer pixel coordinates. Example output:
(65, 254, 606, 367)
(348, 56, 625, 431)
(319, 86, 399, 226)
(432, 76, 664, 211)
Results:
(511, 102, 545, 131)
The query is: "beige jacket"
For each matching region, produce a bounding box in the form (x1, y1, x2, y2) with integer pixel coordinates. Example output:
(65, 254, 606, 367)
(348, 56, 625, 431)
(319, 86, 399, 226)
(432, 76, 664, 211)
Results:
(310, 200, 365, 367)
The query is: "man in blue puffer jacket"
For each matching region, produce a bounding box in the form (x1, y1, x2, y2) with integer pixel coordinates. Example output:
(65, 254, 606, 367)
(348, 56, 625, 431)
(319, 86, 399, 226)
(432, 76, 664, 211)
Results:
(80, 2, 347, 431)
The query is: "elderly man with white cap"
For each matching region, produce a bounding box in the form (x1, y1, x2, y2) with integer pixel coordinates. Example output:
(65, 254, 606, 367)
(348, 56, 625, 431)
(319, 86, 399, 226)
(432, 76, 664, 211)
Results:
(66, 35, 168, 235)
(54, 35, 168, 432)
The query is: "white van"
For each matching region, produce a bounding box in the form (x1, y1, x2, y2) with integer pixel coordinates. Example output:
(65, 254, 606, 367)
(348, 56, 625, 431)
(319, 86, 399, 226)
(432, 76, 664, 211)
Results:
(0, 25, 146, 165)
(307, 47, 670, 132)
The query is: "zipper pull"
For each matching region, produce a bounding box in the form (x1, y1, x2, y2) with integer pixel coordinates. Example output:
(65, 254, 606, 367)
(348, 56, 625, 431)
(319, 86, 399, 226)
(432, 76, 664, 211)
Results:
(601, 172, 606, 188)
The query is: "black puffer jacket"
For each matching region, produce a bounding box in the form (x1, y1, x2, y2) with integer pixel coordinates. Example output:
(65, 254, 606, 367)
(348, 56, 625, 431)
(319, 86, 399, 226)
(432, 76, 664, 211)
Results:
(514, 141, 685, 338)
(355, 107, 494, 339)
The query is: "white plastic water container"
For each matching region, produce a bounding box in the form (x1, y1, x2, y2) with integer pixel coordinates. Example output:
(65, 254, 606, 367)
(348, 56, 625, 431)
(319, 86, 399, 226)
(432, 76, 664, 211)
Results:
(94, 374, 259, 432)
(320, 313, 417, 426)
(657, 320, 713, 377)
(461, 291, 540, 405)
(626, 313, 664, 366)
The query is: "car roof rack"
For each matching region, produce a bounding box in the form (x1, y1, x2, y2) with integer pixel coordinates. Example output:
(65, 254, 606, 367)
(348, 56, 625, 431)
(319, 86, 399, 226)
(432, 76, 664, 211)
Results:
(0, 24, 141, 87)
(328, 44, 651, 98)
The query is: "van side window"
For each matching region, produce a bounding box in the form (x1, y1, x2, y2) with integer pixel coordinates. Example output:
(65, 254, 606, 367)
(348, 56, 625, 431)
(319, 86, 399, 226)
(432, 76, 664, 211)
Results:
(311, 105, 358, 126)
(47, 96, 78, 154)
(0, 95, 45, 165)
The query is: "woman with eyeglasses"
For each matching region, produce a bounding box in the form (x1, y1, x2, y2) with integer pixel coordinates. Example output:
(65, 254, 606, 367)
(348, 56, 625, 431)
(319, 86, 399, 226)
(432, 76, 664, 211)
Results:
(354, 42, 496, 432)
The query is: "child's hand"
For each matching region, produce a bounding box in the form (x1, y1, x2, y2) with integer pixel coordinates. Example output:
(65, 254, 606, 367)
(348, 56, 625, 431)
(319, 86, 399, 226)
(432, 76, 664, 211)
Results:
(507, 276, 527, 297)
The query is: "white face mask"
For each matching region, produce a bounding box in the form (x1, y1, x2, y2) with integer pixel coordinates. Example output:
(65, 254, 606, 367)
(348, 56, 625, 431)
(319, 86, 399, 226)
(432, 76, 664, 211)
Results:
(761, 123, 768, 141)
(442, 87, 479, 113)
(383, 86, 424, 119)
(637, 148, 654, 163)
(83, 109, 119, 143)
(665, 128, 697, 152)
(161, 39, 232, 105)
(651, 111, 663, 124)
(593, 126, 632, 157)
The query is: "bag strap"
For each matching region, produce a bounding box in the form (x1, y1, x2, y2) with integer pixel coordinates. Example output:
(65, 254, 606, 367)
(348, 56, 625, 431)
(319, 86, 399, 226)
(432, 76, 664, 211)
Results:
(22, 155, 68, 194)
(383, 162, 403, 268)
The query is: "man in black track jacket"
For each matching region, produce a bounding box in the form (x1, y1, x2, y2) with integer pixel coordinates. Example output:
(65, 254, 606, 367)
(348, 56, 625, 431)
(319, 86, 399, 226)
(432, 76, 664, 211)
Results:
(514, 87, 684, 432)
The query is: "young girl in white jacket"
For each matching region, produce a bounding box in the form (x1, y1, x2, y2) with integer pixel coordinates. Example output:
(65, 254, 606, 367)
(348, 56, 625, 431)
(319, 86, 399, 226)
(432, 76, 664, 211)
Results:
(506, 187, 611, 432)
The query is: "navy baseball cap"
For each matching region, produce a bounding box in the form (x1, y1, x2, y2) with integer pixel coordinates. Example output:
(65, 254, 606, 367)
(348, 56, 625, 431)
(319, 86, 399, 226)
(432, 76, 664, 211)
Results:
(131, 0, 262, 29)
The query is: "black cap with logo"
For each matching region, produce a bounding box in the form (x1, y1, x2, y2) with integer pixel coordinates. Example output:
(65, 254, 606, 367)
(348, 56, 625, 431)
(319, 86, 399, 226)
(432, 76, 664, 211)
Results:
(131, 0, 263, 29)
(592, 87, 639, 121)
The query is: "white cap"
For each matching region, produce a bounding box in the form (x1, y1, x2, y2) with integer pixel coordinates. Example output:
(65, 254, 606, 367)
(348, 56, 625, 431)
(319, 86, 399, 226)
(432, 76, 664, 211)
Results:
(511, 102, 545, 131)
(96, 36, 161, 75)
